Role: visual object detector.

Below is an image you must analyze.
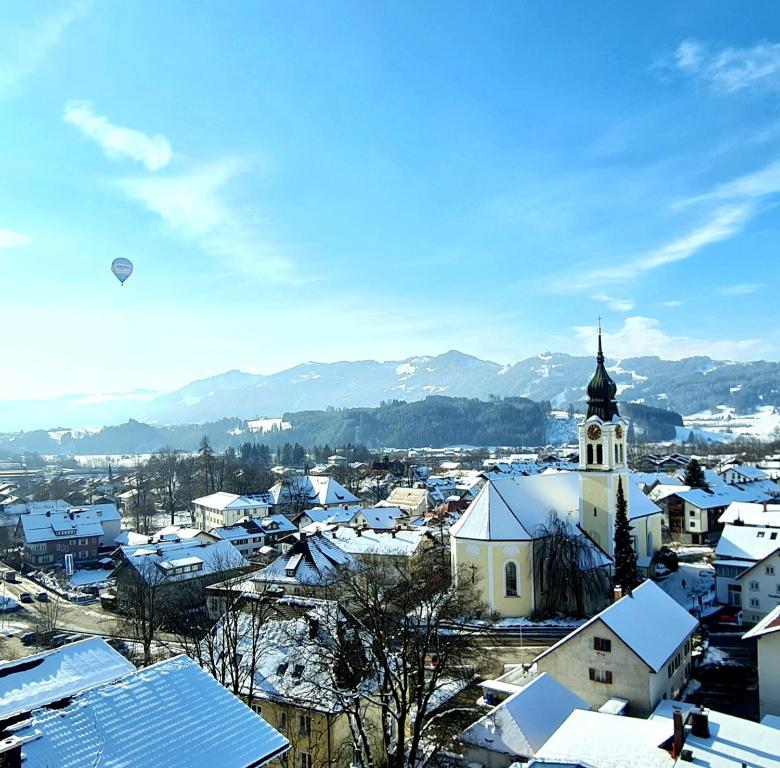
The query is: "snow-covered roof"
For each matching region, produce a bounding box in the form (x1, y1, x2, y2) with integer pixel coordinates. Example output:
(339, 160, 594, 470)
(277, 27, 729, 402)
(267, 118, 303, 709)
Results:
(255, 532, 360, 587)
(355, 506, 406, 530)
(742, 603, 780, 640)
(211, 515, 296, 542)
(718, 464, 770, 481)
(451, 473, 660, 542)
(385, 487, 431, 509)
(651, 700, 780, 767)
(21, 509, 105, 544)
(535, 580, 698, 673)
(118, 538, 248, 584)
(326, 526, 430, 557)
(300, 505, 360, 525)
(0, 638, 134, 722)
(715, 523, 780, 562)
(535, 709, 674, 768)
(719, 502, 780, 527)
(269, 476, 359, 507)
(676, 486, 752, 510)
(192, 491, 271, 510)
(459, 673, 588, 758)
(11, 655, 289, 768)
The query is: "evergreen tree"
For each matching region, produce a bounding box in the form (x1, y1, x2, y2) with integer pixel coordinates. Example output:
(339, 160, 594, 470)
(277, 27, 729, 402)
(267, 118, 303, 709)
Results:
(683, 458, 708, 489)
(613, 477, 639, 593)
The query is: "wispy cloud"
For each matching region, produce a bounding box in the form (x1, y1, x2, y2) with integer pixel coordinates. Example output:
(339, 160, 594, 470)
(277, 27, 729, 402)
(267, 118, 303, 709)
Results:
(0, 230, 29, 248)
(719, 282, 763, 296)
(64, 101, 172, 170)
(671, 38, 780, 93)
(592, 293, 634, 312)
(659, 299, 685, 308)
(573, 316, 767, 362)
(674, 157, 780, 209)
(0, 2, 87, 97)
(117, 159, 297, 282)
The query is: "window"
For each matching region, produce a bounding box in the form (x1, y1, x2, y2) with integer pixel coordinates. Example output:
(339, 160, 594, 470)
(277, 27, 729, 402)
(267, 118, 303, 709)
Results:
(250, 702, 262, 715)
(292, 664, 305, 679)
(77, 551, 89, 559)
(727, 584, 742, 606)
(593, 637, 611, 652)
(596, 444, 603, 464)
(758, 531, 766, 538)
(587, 444, 594, 464)
(767, 565, 775, 575)
(298, 714, 312, 738)
(504, 561, 518, 597)
(589, 668, 612, 684)
(614, 444, 618, 463)
(689, 510, 696, 517)
(684, 640, 690, 654)
(772, 532, 778, 541)
(298, 753, 312, 768)
(276, 662, 288, 676)
(750, 580, 760, 591)
(277, 711, 287, 732)
(750, 597, 761, 608)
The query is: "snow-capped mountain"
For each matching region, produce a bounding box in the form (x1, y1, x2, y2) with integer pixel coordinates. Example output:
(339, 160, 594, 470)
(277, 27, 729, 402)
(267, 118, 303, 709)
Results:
(1, 350, 778, 431)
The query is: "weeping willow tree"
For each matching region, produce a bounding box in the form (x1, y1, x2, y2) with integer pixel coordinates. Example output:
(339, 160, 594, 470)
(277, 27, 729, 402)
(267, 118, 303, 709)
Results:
(532, 511, 611, 619)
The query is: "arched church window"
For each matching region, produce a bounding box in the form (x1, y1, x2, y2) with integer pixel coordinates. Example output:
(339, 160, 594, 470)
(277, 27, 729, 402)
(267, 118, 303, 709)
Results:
(587, 444, 594, 464)
(596, 444, 603, 464)
(620, 444, 624, 462)
(505, 561, 519, 597)
(614, 444, 619, 463)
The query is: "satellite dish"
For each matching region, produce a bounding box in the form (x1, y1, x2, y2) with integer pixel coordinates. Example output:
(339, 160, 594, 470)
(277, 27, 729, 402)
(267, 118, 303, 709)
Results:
(111, 257, 133, 286)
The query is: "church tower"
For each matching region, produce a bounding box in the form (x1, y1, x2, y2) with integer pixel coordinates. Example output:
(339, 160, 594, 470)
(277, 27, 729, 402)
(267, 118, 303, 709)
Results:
(578, 327, 629, 553)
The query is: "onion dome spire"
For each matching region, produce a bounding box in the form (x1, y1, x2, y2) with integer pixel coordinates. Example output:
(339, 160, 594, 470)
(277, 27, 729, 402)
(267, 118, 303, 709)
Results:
(586, 323, 619, 420)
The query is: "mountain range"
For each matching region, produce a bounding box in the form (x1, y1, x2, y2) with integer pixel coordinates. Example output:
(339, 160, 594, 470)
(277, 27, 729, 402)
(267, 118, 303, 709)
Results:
(3, 350, 779, 433)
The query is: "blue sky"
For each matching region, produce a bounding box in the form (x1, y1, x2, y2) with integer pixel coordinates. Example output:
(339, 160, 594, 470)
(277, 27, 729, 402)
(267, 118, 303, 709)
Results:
(2, 1, 780, 399)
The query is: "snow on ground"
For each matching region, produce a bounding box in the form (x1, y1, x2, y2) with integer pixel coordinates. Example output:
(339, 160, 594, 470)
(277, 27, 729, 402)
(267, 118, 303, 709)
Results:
(702, 645, 743, 668)
(683, 405, 780, 441)
(467, 615, 586, 629)
(656, 562, 718, 617)
(68, 568, 113, 587)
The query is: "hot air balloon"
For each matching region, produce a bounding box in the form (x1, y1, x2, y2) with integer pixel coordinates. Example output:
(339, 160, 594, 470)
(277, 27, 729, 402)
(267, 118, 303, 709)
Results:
(111, 257, 133, 286)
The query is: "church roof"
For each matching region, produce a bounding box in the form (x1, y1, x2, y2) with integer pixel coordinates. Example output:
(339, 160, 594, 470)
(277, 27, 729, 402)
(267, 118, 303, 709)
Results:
(450, 472, 660, 542)
(586, 329, 620, 421)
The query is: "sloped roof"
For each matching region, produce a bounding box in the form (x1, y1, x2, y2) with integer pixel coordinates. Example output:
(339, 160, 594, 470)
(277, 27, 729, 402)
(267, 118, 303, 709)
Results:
(743, 603, 780, 640)
(719, 502, 780, 527)
(327, 526, 429, 557)
(356, 506, 406, 530)
(715, 524, 780, 562)
(450, 472, 660, 542)
(269, 476, 359, 506)
(21, 509, 104, 543)
(0, 638, 134, 722)
(192, 491, 270, 510)
(212, 515, 296, 541)
(10, 655, 289, 768)
(459, 673, 588, 757)
(535, 580, 698, 673)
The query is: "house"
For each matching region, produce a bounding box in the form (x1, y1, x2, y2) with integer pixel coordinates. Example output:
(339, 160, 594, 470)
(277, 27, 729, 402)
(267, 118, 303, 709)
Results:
(534, 580, 698, 717)
(252, 532, 361, 597)
(20, 508, 104, 568)
(112, 537, 249, 614)
(0, 638, 134, 725)
(323, 525, 434, 569)
(204, 599, 381, 768)
(351, 505, 407, 531)
(1, 655, 289, 768)
(714, 523, 780, 608)
(294, 504, 361, 530)
(450, 336, 663, 619)
(114, 526, 218, 547)
(736, 548, 780, 624)
(268, 475, 359, 514)
(457, 673, 588, 767)
(211, 515, 297, 558)
(383, 487, 432, 517)
(635, 453, 691, 473)
(744, 604, 780, 719)
(720, 501, 780, 528)
(650, 700, 780, 768)
(193, 491, 272, 531)
(719, 462, 771, 485)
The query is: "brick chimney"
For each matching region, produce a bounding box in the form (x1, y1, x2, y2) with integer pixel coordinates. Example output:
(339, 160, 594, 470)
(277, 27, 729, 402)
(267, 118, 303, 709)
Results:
(690, 707, 710, 738)
(672, 707, 685, 758)
(613, 585, 623, 603)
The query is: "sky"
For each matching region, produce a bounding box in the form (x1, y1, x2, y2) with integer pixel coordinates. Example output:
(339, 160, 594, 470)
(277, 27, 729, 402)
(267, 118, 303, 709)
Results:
(2, 1, 780, 400)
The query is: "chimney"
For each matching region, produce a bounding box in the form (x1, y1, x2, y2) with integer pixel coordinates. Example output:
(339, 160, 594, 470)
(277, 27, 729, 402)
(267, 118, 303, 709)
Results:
(690, 707, 710, 739)
(672, 707, 685, 758)
(391, 528, 397, 538)
(356, 527, 362, 537)
(763, 501, 768, 512)
(613, 585, 623, 603)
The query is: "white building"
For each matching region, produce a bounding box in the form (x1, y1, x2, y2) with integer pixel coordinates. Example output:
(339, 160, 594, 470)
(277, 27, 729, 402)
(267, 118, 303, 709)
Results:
(211, 515, 297, 558)
(743, 604, 780, 720)
(193, 492, 271, 531)
(736, 548, 780, 625)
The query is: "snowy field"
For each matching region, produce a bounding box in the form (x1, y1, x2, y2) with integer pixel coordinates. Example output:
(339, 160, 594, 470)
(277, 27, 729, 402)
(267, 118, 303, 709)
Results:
(656, 562, 718, 617)
(683, 405, 780, 442)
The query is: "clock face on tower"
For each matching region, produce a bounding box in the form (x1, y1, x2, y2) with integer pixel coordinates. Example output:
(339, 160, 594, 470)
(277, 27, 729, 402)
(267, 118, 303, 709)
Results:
(615, 424, 623, 439)
(587, 424, 602, 440)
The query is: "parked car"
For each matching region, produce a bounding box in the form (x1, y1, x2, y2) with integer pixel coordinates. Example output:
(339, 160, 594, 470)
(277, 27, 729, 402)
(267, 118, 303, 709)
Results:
(3, 570, 18, 583)
(19, 592, 33, 604)
(35, 592, 49, 602)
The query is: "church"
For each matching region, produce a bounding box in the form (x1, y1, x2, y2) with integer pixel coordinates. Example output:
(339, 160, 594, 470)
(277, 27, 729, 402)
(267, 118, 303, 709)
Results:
(450, 331, 663, 618)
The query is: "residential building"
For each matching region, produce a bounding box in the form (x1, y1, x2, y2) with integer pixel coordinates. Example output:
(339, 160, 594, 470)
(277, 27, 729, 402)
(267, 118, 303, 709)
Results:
(352, 505, 407, 530)
(323, 524, 434, 569)
(458, 673, 588, 767)
(714, 523, 780, 609)
(294, 504, 361, 530)
(20, 508, 104, 567)
(193, 491, 272, 531)
(0, 655, 289, 768)
(736, 548, 780, 624)
(450, 334, 662, 618)
(268, 476, 359, 514)
(252, 532, 361, 598)
(719, 462, 771, 485)
(383, 487, 431, 517)
(112, 537, 249, 614)
(211, 515, 297, 558)
(534, 580, 698, 717)
(743, 604, 780, 719)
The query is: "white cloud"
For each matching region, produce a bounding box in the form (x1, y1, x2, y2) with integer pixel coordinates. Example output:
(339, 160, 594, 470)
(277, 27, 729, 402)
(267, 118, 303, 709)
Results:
(64, 101, 172, 170)
(592, 293, 634, 312)
(659, 299, 684, 308)
(674, 157, 780, 209)
(0, 2, 87, 97)
(672, 38, 780, 93)
(0, 230, 29, 248)
(573, 316, 767, 362)
(719, 282, 763, 296)
(117, 159, 297, 282)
